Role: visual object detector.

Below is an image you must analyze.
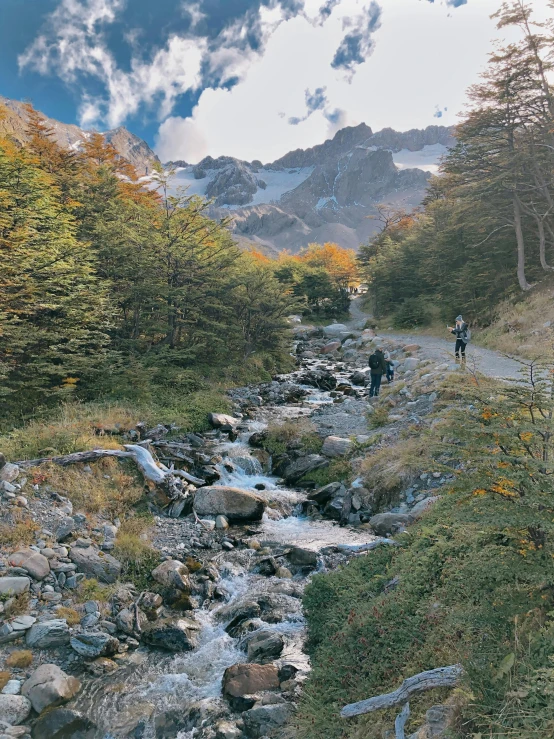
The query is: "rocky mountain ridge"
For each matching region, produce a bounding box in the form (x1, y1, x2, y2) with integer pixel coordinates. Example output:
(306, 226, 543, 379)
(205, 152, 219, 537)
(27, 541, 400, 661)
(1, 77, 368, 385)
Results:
(173, 123, 455, 254)
(0, 96, 159, 176)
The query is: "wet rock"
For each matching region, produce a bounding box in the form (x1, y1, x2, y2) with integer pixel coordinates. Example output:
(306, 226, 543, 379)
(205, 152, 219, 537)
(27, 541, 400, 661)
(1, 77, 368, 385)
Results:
(323, 497, 344, 520)
(288, 546, 318, 567)
(22, 664, 81, 714)
(280, 455, 328, 485)
(242, 703, 293, 737)
(69, 546, 121, 584)
(26, 619, 70, 649)
(194, 486, 265, 522)
(223, 663, 280, 699)
(217, 600, 261, 634)
(31, 708, 97, 739)
(307, 481, 345, 504)
(243, 629, 284, 663)
(151, 560, 190, 592)
(215, 720, 242, 739)
(257, 593, 302, 623)
(116, 607, 148, 635)
(321, 436, 353, 458)
(299, 370, 337, 391)
(141, 617, 200, 652)
(86, 658, 118, 676)
(0, 695, 31, 726)
(369, 512, 413, 536)
(0, 577, 30, 596)
(70, 632, 120, 658)
(350, 370, 370, 386)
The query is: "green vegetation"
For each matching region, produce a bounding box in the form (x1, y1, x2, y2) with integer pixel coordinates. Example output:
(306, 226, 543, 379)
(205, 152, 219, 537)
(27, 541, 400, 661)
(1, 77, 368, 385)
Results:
(113, 515, 161, 591)
(76, 578, 116, 604)
(260, 419, 323, 456)
(359, 3, 554, 329)
(299, 362, 554, 738)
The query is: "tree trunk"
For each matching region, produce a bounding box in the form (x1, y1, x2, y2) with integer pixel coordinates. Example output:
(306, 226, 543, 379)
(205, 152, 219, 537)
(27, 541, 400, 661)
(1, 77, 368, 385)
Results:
(513, 195, 532, 290)
(536, 216, 552, 271)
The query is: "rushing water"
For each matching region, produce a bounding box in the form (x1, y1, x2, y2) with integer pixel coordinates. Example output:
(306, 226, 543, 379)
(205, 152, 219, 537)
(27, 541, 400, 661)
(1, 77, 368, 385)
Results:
(72, 362, 378, 738)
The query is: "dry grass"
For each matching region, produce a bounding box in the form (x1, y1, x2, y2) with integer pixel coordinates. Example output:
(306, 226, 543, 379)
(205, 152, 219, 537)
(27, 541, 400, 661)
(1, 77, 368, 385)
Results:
(476, 286, 554, 359)
(113, 515, 160, 590)
(38, 457, 145, 516)
(76, 578, 115, 604)
(0, 672, 9, 691)
(0, 512, 40, 548)
(55, 607, 81, 626)
(5, 650, 33, 668)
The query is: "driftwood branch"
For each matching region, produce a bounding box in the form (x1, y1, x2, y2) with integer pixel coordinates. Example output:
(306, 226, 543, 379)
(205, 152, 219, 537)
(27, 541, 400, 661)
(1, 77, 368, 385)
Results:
(340, 664, 463, 718)
(395, 702, 410, 739)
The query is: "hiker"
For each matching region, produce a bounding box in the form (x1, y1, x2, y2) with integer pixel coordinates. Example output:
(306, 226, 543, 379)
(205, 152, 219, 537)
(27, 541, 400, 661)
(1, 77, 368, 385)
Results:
(384, 350, 395, 383)
(368, 347, 388, 397)
(447, 315, 471, 361)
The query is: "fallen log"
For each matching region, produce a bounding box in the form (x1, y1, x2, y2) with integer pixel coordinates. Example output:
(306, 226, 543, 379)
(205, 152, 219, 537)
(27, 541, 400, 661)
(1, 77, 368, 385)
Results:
(395, 702, 410, 739)
(340, 664, 463, 718)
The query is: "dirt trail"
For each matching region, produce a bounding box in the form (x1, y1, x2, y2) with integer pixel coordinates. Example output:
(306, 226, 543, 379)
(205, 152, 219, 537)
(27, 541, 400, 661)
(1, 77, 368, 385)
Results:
(349, 297, 524, 381)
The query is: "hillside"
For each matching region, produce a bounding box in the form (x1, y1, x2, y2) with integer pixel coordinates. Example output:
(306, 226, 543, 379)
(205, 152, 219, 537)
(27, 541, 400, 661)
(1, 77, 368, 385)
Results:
(0, 96, 159, 176)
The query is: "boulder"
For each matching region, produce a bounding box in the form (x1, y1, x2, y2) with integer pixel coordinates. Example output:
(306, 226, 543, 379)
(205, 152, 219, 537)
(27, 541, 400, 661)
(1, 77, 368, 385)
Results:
(54, 516, 75, 542)
(209, 413, 239, 429)
(222, 663, 280, 698)
(70, 632, 119, 658)
(410, 496, 441, 519)
(69, 546, 121, 583)
(243, 630, 284, 663)
(216, 600, 261, 633)
(22, 664, 81, 714)
(215, 720, 242, 739)
(321, 436, 353, 458)
(281, 455, 328, 484)
(242, 703, 293, 737)
(307, 481, 345, 504)
(0, 463, 19, 483)
(26, 619, 70, 649)
(323, 323, 349, 337)
(403, 357, 420, 371)
(0, 695, 31, 725)
(115, 607, 148, 635)
(288, 546, 318, 567)
(403, 343, 421, 352)
(32, 708, 97, 739)
(323, 497, 344, 520)
(8, 548, 50, 581)
(194, 486, 265, 522)
(350, 370, 370, 385)
(151, 560, 190, 592)
(298, 370, 337, 391)
(369, 512, 413, 536)
(0, 577, 30, 596)
(141, 617, 200, 652)
(321, 341, 341, 354)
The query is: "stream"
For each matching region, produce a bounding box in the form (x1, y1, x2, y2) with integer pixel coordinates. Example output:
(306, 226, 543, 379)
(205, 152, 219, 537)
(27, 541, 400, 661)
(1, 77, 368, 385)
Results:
(71, 357, 381, 739)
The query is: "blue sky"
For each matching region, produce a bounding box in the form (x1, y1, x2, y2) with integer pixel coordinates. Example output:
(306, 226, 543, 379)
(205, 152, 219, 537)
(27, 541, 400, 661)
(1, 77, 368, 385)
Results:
(1, 0, 549, 162)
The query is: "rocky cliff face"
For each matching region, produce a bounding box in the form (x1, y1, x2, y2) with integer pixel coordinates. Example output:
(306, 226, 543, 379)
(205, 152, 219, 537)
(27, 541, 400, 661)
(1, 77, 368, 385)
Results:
(0, 96, 159, 176)
(173, 123, 453, 253)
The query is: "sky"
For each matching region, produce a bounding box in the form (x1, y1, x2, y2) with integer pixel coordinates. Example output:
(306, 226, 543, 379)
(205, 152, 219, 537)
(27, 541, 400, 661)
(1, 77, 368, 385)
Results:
(0, 0, 551, 163)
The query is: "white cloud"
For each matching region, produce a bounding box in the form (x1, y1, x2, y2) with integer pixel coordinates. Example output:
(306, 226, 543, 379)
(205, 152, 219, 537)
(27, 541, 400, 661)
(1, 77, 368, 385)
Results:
(19, 0, 206, 128)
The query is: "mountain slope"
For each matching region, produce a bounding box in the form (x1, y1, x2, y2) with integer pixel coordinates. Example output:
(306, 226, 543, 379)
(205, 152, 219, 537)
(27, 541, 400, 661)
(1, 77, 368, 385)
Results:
(173, 123, 455, 253)
(0, 96, 159, 175)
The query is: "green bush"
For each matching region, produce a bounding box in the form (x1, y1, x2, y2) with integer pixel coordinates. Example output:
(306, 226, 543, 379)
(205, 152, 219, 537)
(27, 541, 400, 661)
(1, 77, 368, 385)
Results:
(392, 297, 433, 329)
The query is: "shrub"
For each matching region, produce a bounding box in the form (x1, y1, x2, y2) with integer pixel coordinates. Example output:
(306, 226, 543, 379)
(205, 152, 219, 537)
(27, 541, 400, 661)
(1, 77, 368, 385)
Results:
(112, 516, 161, 591)
(55, 607, 81, 626)
(262, 419, 322, 456)
(76, 578, 115, 603)
(369, 406, 389, 428)
(0, 515, 40, 548)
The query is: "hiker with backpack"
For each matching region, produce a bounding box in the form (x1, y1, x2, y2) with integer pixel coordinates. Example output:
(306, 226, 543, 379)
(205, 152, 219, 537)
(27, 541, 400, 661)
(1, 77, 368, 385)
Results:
(368, 347, 388, 397)
(447, 315, 471, 361)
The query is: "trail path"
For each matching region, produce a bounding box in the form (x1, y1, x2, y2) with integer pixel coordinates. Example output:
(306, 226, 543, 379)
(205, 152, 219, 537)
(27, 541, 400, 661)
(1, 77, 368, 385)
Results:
(349, 297, 523, 381)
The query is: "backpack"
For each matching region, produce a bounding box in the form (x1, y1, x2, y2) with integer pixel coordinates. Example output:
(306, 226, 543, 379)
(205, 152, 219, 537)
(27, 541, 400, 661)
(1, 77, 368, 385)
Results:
(463, 327, 471, 343)
(369, 354, 381, 370)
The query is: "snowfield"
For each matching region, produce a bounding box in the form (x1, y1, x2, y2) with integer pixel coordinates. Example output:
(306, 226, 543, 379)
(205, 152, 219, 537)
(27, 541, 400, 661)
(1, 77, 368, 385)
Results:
(392, 143, 448, 174)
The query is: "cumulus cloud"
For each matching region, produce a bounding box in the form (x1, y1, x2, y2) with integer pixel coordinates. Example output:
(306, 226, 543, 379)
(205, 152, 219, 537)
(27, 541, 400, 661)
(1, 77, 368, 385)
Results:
(331, 1, 382, 74)
(19, 0, 206, 128)
(319, 0, 341, 21)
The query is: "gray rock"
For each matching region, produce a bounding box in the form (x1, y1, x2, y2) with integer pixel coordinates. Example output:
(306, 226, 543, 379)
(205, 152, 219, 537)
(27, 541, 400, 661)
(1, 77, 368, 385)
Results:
(115, 607, 148, 635)
(323, 323, 349, 337)
(0, 623, 19, 645)
(208, 413, 239, 429)
(8, 549, 50, 581)
(0, 577, 30, 596)
(307, 481, 345, 504)
(403, 357, 420, 371)
(410, 496, 441, 519)
(11, 616, 36, 631)
(22, 664, 81, 714)
(70, 632, 119, 658)
(321, 436, 353, 458)
(194, 486, 265, 522)
(1, 679, 22, 696)
(31, 708, 97, 739)
(26, 619, 70, 649)
(242, 703, 294, 737)
(69, 546, 121, 583)
(280, 455, 329, 484)
(0, 695, 31, 726)
(141, 617, 200, 652)
(0, 463, 19, 483)
(288, 546, 318, 567)
(151, 560, 190, 592)
(369, 512, 413, 536)
(54, 517, 75, 542)
(243, 629, 284, 663)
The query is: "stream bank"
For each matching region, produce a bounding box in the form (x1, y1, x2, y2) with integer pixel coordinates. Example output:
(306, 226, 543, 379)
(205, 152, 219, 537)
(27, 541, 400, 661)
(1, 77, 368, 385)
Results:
(0, 306, 466, 739)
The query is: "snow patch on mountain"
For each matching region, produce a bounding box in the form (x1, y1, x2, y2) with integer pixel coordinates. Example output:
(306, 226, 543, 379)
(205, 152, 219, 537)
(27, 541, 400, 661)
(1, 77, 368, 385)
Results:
(392, 143, 448, 174)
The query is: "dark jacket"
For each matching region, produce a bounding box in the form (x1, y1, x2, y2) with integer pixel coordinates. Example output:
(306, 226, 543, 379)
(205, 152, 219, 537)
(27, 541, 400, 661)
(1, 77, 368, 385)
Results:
(451, 322, 469, 342)
(369, 350, 388, 375)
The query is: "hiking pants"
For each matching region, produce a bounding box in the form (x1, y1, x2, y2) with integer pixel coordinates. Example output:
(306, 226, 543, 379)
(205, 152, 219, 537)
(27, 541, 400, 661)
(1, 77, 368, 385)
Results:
(386, 367, 394, 383)
(369, 373, 382, 397)
(455, 339, 467, 360)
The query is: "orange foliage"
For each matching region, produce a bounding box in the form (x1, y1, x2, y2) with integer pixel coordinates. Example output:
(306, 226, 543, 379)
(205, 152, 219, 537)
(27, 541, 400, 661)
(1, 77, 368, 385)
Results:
(277, 242, 359, 287)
